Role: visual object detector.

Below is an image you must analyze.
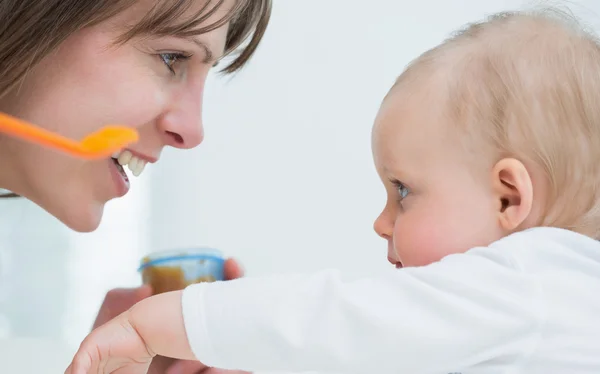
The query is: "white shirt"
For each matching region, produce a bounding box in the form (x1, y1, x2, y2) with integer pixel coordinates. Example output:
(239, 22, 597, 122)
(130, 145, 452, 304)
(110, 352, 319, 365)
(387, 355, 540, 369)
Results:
(181, 227, 600, 374)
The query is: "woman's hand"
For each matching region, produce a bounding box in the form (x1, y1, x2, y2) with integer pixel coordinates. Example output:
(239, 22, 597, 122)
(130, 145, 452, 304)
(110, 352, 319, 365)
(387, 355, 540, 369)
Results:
(91, 258, 249, 374)
(164, 360, 249, 374)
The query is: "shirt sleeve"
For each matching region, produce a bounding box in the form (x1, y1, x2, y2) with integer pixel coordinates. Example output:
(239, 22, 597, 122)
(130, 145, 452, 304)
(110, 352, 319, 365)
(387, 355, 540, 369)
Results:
(181, 246, 545, 374)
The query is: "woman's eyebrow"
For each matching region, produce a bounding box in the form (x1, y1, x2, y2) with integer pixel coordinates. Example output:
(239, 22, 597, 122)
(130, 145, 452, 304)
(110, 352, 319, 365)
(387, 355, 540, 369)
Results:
(181, 36, 215, 64)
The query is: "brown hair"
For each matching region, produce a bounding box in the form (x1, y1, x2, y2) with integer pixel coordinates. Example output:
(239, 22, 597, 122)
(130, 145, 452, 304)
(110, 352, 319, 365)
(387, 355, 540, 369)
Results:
(392, 8, 600, 238)
(0, 0, 271, 98)
(0, 0, 270, 198)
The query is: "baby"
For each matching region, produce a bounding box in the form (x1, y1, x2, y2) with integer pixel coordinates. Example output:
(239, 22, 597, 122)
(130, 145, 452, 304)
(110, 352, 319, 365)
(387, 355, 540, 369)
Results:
(66, 8, 600, 374)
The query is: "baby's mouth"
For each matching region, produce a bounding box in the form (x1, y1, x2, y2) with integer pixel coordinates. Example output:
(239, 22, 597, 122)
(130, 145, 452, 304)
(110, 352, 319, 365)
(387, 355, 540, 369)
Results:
(387, 256, 403, 269)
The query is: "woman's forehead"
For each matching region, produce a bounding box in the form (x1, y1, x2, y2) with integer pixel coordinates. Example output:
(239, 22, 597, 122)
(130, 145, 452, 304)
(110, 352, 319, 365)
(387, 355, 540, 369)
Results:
(107, 0, 237, 37)
(96, 0, 269, 74)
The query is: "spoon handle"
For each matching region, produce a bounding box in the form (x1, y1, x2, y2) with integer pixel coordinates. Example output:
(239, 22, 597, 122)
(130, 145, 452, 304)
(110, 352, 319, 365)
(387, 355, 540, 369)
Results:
(0, 112, 81, 153)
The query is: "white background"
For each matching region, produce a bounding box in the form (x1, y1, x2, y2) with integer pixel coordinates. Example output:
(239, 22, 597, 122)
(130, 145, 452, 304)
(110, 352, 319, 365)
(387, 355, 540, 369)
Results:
(1, 0, 599, 372)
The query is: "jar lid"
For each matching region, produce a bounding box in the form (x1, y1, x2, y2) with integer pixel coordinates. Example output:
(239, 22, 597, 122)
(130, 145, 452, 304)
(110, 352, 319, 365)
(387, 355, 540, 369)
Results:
(138, 247, 224, 271)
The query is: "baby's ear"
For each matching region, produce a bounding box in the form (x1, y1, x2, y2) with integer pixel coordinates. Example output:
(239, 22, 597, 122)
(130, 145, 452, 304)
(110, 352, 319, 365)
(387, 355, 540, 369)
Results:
(491, 158, 533, 232)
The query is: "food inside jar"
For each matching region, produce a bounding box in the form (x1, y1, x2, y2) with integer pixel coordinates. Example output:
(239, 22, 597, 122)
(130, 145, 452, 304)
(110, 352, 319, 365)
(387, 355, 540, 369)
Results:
(141, 262, 217, 295)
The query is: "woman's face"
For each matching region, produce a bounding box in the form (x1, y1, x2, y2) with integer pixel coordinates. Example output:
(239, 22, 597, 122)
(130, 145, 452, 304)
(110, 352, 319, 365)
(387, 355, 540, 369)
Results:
(0, 0, 232, 231)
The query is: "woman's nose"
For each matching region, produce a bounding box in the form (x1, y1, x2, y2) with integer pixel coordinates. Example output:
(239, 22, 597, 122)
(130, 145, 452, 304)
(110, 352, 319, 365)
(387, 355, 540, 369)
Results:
(157, 87, 205, 149)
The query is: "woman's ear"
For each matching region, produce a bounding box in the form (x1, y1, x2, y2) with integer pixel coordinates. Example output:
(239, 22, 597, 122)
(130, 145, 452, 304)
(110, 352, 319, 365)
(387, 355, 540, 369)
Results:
(491, 158, 533, 232)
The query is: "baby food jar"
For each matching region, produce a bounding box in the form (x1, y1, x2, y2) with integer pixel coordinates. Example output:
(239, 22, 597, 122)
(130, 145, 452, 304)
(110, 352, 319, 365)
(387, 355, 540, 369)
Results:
(138, 248, 225, 295)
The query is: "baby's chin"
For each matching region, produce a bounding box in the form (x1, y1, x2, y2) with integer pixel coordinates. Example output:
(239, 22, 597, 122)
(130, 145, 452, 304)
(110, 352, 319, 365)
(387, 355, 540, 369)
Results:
(397, 251, 458, 268)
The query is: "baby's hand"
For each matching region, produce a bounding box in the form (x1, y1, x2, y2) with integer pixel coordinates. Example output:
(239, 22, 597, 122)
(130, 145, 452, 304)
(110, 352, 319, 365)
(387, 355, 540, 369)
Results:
(65, 310, 155, 374)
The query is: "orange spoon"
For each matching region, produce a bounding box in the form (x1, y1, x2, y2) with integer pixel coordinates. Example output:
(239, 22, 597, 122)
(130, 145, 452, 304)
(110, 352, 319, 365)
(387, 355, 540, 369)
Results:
(0, 112, 138, 159)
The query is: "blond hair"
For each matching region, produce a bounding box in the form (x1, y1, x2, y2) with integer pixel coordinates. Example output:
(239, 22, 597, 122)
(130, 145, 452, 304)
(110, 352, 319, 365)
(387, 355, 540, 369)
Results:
(394, 8, 600, 238)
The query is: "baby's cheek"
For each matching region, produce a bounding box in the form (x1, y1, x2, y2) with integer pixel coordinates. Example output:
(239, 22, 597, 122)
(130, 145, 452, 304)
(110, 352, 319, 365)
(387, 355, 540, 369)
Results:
(393, 209, 465, 267)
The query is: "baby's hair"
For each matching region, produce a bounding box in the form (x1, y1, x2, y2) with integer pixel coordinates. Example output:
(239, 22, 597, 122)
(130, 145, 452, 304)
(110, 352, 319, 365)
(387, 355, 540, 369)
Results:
(393, 7, 600, 238)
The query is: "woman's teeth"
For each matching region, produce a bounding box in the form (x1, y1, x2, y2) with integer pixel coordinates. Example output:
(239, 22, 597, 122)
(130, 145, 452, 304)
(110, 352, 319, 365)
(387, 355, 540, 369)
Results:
(111, 150, 146, 177)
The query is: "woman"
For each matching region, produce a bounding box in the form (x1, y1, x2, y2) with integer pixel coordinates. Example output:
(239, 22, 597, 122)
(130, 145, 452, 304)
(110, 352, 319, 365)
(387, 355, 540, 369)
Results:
(0, 0, 271, 373)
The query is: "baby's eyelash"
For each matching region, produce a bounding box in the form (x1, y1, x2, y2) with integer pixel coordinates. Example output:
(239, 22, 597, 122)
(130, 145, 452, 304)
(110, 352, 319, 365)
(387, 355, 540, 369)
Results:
(389, 178, 410, 202)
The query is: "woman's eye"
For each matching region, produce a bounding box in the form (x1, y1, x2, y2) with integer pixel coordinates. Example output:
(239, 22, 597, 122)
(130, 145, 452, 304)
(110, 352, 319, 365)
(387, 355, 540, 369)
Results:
(159, 52, 191, 75)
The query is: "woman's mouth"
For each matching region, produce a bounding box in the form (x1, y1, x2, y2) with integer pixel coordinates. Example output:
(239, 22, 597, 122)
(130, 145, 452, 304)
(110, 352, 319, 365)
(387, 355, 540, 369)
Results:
(108, 150, 149, 197)
(111, 158, 129, 182)
(111, 150, 147, 177)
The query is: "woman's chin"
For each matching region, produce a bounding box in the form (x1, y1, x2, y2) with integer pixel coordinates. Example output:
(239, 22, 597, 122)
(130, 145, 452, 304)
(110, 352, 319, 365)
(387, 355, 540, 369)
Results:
(65, 215, 103, 233)
(52, 200, 105, 233)
(18, 183, 107, 233)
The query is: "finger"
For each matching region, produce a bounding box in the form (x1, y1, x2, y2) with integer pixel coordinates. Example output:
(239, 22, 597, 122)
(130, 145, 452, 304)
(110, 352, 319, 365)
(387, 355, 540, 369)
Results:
(166, 359, 207, 374)
(134, 284, 154, 299)
(204, 369, 251, 374)
(223, 258, 245, 281)
(93, 285, 153, 329)
(66, 352, 92, 374)
(113, 362, 152, 374)
(104, 285, 153, 305)
(148, 355, 177, 374)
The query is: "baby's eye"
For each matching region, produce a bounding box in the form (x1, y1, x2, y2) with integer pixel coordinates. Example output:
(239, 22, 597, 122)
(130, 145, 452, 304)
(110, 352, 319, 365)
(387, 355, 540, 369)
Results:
(390, 179, 410, 203)
(397, 183, 409, 199)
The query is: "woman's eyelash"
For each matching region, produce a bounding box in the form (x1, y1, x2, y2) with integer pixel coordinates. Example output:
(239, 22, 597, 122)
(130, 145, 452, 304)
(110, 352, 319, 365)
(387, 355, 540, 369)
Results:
(159, 52, 192, 75)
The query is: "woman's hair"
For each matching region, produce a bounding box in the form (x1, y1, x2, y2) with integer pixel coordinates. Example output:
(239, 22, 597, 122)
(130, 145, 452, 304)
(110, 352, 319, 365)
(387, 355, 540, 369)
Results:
(0, 0, 271, 198)
(0, 0, 271, 98)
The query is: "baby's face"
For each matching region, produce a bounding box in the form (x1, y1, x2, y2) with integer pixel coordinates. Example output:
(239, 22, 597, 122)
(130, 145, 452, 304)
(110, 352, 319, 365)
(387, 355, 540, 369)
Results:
(371, 87, 505, 268)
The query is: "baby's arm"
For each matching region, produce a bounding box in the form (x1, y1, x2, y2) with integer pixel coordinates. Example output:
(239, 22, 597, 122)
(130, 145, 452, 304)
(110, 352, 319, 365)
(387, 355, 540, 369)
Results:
(128, 290, 195, 361)
(65, 290, 195, 374)
(69, 241, 541, 374)
(179, 245, 545, 373)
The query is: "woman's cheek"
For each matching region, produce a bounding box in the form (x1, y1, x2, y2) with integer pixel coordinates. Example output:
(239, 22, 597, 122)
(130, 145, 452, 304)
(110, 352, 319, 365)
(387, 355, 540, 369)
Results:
(110, 87, 168, 127)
